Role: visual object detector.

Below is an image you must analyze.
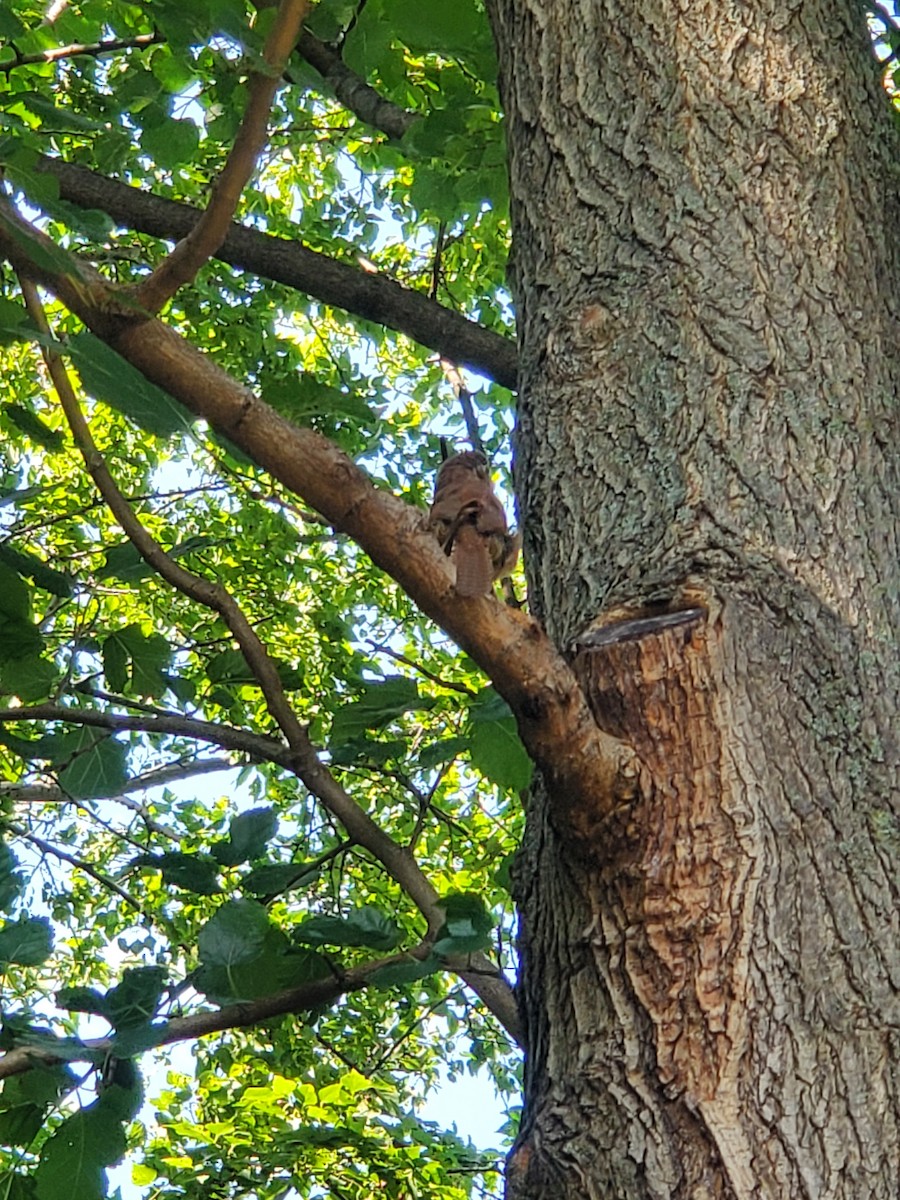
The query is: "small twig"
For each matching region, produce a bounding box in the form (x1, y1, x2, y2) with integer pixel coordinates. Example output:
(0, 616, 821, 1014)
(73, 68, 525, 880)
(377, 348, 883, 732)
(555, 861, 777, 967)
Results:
(368, 989, 462, 1074)
(0, 702, 288, 763)
(8, 822, 144, 912)
(366, 641, 477, 697)
(136, 0, 311, 312)
(440, 359, 485, 455)
(429, 221, 446, 301)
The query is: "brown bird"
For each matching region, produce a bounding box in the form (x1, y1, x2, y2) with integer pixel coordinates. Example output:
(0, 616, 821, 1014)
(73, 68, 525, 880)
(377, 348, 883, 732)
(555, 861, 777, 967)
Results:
(429, 451, 519, 596)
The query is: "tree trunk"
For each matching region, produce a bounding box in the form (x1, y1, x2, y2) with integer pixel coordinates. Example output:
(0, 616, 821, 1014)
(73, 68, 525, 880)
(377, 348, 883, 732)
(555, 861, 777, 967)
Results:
(487, 1, 900, 1196)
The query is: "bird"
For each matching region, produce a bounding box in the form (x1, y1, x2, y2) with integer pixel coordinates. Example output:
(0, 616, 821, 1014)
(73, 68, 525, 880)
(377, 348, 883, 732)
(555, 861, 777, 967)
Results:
(429, 451, 519, 596)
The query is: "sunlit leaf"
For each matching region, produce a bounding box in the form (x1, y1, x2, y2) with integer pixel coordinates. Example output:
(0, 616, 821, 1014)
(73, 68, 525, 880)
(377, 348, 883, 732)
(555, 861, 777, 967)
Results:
(295, 907, 402, 951)
(0, 917, 53, 967)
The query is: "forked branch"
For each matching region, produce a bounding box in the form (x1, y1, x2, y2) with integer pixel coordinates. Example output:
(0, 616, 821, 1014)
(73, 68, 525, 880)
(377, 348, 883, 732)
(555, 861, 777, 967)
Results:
(0, 203, 636, 865)
(19, 278, 521, 1043)
(136, 0, 311, 312)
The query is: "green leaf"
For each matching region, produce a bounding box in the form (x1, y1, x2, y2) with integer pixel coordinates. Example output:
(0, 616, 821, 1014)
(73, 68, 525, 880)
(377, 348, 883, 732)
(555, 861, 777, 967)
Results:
(0, 614, 43, 664)
(195, 927, 329, 1004)
(14, 92, 107, 134)
(2, 1172, 37, 1200)
(0, 297, 32, 342)
(330, 676, 432, 746)
(98, 542, 153, 584)
(432, 893, 493, 956)
(105, 967, 166, 1032)
(467, 689, 533, 792)
(55, 987, 109, 1019)
(6, 1065, 76, 1108)
(0, 657, 57, 700)
(206, 647, 255, 686)
(240, 862, 319, 896)
(102, 625, 172, 698)
(0, 543, 74, 598)
(141, 116, 200, 169)
(0, 917, 53, 967)
(370, 953, 441, 988)
(101, 634, 128, 693)
(57, 728, 128, 800)
(34, 1095, 127, 1200)
(198, 900, 272, 969)
(134, 851, 221, 895)
(3, 404, 64, 451)
(68, 331, 191, 438)
(0, 560, 32, 621)
(417, 735, 469, 771)
(0, 840, 24, 912)
(295, 907, 402, 951)
(212, 806, 277, 867)
(0, 1102, 45, 1146)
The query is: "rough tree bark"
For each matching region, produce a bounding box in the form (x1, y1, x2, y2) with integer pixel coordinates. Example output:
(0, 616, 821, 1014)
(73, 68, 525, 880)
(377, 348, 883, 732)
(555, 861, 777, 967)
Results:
(487, 1, 900, 1197)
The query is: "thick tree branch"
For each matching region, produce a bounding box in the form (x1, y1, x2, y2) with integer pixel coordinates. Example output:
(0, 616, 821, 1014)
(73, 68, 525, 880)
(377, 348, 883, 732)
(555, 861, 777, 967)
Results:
(14, 288, 523, 1041)
(33, 157, 519, 389)
(294, 28, 417, 140)
(0, 202, 636, 866)
(137, 0, 311, 311)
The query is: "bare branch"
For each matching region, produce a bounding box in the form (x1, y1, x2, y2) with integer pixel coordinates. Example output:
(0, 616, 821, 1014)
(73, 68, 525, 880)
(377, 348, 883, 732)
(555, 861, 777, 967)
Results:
(366, 640, 478, 696)
(0, 32, 164, 76)
(33, 157, 518, 389)
(0, 703, 287, 762)
(136, 0, 311, 312)
(21, 276, 308, 748)
(7, 822, 144, 912)
(440, 359, 486, 455)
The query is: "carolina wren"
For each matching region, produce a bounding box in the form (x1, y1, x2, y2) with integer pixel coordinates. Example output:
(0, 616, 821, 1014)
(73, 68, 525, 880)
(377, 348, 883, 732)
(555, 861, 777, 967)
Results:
(429, 451, 520, 596)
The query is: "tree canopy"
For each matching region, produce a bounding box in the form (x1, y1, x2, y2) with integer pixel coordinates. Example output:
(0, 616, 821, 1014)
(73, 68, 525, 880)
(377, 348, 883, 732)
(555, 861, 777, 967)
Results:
(0, 2, 897, 1199)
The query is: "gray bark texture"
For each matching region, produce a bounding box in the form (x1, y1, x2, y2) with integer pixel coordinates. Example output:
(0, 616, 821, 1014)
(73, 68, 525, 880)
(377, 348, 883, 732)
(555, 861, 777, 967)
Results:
(487, 1, 900, 1197)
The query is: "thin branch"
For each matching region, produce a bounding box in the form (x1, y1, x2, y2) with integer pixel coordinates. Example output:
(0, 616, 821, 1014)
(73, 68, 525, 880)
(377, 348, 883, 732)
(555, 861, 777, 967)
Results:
(0, 32, 164, 76)
(368, 988, 461, 1074)
(33, 157, 518, 389)
(295, 28, 417, 141)
(0, 703, 288, 763)
(0, 755, 232, 800)
(0, 940, 434, 1081)
(136, 0, 311, 312)
(1, 757, 233, 839)
(366, 641, 478, 697)
(8, 822, 144, 912)
(440, 360, 485, 455)
(22, 277, 308, 750)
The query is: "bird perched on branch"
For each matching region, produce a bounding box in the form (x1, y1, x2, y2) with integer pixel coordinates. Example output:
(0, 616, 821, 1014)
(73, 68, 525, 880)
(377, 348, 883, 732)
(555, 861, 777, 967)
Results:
(429, 451, 520, 596)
